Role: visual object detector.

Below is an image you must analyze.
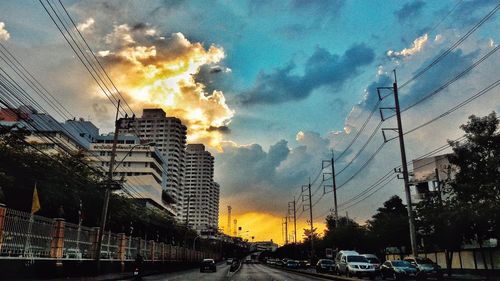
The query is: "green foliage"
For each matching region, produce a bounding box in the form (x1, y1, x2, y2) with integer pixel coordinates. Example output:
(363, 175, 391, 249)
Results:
(447, 112, 499, 244)
(416, 112, 499, 250)
(0, 128, 189, 243)
(324, 215, 368, 252)
(366, 196, 410, 253)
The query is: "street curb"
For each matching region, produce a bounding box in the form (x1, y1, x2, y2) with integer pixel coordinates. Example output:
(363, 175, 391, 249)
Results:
(265, 264, 358, 280)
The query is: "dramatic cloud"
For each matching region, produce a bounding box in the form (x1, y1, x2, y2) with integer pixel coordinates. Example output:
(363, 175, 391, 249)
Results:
(0, 22, 10, 41)
(387, 34, 428, 58)
(394, 0, 426, 23)
(95, 24, 234, 150)
(76, 18, 95, 32)
(238, 44, 375, 105)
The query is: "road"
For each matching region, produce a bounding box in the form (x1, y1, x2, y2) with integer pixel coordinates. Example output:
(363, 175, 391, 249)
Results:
(135, 262, 332, 281)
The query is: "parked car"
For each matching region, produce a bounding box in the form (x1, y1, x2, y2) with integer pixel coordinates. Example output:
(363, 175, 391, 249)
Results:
(275, 260, 284, 267)
(226, 258, 234, 265)
(404, 257, 443, 280)
(380, 260, 419, 280)
(64, 248, 82, 259)
(200, 258, 217, 273)
(316, 259, 335, 273)
(362, 254, 381, 272)
(299, 260, 310, 268)
(100, 250, 112, 259)
(337, 254, 376, 279)
(286, 260, 300, 269)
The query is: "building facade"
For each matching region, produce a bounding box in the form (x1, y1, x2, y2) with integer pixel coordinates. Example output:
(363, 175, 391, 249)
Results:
(87, 135, 172, 214)
(183, 144, 219, 232)
(126, 109, 187, 220)
(1, 107, 172, 214)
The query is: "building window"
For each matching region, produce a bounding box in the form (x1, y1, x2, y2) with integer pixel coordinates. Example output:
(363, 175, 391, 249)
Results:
(145, 162, 149, 167)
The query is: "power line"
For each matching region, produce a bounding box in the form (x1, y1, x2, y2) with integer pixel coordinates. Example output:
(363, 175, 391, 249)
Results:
(399, 3, 499, 89)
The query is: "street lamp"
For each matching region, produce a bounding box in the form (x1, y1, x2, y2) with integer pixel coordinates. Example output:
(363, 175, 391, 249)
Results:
(193, 235, 200, 250)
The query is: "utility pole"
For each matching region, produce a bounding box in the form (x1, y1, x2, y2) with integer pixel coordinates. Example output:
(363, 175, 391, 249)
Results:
(289, 198, 297, 244)
(233, 219, 237, 237)
(322, 150, 338, 221)
(282, 217, 288, 245)
(96, 100, 120, 271)
(379, 70, 418, 257)
(331, 152, 338, 220)
(183, 195, 191, 247)
(227, 205, 232, 235)
(303, 178, 314, 265)
(185, 195, 191, 227)
(434, 168, 443, 206)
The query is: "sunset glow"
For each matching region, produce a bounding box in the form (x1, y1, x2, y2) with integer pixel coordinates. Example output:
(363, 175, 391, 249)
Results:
(100, 30, 234, 151)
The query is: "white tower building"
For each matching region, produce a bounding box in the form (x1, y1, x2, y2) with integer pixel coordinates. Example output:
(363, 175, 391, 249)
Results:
(183, 144, 219, 232)
(128, 109, 187, 220)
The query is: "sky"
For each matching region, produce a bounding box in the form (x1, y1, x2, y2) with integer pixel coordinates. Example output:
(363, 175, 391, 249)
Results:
(0, 0, 499, 245)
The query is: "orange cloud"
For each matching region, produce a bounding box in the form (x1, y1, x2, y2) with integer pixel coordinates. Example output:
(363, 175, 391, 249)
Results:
(99, 25, 234, 150)
(218, 211, 327, 245)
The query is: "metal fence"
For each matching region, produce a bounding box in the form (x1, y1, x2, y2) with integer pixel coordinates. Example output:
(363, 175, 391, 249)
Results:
(63, 222, 93, 260)
(1, 208, 53, 259)
(0, 206, 216, 262)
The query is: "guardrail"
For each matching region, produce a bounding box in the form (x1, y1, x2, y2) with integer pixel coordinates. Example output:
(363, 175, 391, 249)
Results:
(0, 204, 218, 262)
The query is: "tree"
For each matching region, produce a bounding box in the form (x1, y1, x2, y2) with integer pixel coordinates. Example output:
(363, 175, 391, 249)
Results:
(447, 112, 499, 269)
(0, 127, 189, 243)
(416, 112, 499, 274)
(366, 196, 410, 256)
(323, 215, 368, 252)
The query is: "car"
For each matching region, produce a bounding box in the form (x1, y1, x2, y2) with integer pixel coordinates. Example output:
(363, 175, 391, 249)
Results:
(316, 259, 335, 273)
(226, 258, 234, 265)
(299, 260, 310, 268)
(200, 258, 217, 273)
(404, 257, 443, 280)
(362, 254, 381, 272)
(337, 254, 376, 279)
(335, 250, 359, 273)
(275, 260, 284, 267)
(286, 260, 300, 269)
(64, 248, 83, 259)
(100, 250, 112, 259)
(380, 260, 419, 280)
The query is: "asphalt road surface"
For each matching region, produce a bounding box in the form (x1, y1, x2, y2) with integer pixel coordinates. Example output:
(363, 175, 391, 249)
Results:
(136, 262, 332, 281)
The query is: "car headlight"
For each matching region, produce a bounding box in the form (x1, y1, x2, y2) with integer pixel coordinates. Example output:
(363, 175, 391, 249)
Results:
(349, 265, 359, 269)
(394, 268, 403, 273)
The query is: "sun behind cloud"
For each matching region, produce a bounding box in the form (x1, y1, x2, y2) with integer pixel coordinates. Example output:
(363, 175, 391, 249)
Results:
(96, 23, 234, 150)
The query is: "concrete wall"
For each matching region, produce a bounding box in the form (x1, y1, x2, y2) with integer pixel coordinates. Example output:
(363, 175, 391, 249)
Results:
(386, 248, 500, 271)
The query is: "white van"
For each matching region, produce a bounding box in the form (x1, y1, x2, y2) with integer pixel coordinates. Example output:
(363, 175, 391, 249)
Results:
(335, 250, 359, 273)
(337, 252, 376, 279)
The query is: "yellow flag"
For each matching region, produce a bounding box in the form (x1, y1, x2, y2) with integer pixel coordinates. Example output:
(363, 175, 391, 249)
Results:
(31, 184, 41, 214)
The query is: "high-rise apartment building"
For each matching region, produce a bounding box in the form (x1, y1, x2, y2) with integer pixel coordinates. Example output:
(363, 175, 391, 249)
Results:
(183, 144, 219, 232)
(126, 109, 187, 219)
